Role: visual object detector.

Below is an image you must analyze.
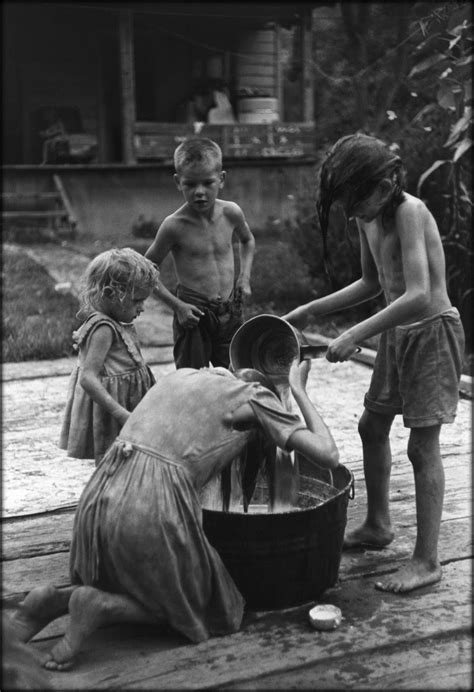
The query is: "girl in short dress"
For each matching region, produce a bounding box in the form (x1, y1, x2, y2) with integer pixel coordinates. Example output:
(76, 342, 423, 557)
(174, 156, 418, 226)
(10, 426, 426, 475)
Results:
(59, 247, 160, 464)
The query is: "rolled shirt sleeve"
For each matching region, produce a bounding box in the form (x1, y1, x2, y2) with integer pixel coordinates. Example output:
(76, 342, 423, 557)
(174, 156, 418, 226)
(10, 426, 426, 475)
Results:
(248, 387, 306, 451)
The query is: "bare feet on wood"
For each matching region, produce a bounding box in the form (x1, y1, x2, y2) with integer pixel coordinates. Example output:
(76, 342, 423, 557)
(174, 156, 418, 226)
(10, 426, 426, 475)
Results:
(343, 523, 394, 550)
(375, 558, 442, 593)
(43, 585, 104, 672)
(11, 585, 74, 643)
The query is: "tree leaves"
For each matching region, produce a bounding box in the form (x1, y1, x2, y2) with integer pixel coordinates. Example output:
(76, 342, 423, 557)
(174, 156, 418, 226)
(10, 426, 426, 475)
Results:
(408, 52, 446, 78)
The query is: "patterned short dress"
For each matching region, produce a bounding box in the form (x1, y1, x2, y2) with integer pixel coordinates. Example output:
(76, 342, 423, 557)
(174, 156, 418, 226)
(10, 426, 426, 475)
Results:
(59, 311, 155, 460)
(69, 367, 306, 642)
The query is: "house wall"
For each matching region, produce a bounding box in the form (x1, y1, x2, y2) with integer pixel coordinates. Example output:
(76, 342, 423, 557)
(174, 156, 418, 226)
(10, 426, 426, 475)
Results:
(5, 4, 304, 164)
(2, 160, 317, 243)
(235, 29, 277, 95)
(5, 4, 105, 163)
(59, 161, 316, 241)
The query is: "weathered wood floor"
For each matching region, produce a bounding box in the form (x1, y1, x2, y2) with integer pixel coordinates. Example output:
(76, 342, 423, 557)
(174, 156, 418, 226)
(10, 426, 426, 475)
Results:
(3, 445, 472, 689)
(2, 355, 472, 689)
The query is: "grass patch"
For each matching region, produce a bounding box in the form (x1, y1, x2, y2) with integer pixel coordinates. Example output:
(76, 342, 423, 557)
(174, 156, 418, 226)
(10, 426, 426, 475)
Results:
(2, 246, 81, 362)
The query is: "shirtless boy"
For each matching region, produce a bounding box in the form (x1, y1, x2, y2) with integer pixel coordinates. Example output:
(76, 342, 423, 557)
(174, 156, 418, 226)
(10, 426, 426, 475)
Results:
(145, 137, 255, 369)
(284, 133, 465, 593)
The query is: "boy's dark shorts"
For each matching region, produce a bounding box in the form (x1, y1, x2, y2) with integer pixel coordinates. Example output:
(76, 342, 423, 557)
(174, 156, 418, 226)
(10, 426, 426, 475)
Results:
(364, 308, 465, 428)
(173, 284, 243, 369)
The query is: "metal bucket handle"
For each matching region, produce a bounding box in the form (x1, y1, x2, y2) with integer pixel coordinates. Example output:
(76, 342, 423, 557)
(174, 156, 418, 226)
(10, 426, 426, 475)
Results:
(299, 343, 362, 361)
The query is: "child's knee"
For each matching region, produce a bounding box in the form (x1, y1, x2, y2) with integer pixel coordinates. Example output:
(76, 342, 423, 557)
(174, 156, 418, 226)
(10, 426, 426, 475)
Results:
(358, 410, 391, 445)
(407, 428, 440, 470)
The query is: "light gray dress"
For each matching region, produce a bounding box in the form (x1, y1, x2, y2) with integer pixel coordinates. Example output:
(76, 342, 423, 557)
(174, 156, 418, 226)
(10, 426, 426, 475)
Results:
(60, 311, 154, 459)
(70, 367, 305, 642)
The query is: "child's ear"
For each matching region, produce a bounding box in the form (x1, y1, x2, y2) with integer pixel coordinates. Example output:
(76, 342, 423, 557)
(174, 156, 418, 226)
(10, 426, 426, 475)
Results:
(103, 286, 114, 299)
(173, 173, 181, 190)
(219, 170, 226, 188)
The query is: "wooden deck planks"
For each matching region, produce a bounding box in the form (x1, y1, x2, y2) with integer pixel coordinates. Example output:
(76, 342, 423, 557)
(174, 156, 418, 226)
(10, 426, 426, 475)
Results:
(2, 441, 471, 689)
(2, 359, 471, 688)
(3, 513, 470, 609)
(3, 443, 471, 606)
(220, 631, 472, 690)
(21, 560, 471, 690)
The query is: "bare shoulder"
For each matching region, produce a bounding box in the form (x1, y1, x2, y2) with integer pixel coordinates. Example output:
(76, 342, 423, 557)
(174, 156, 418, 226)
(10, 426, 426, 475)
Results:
(158, 205, 191, 235)
(86, 322, 115, 349)
(396, 193, 432, 224)
(220, 199, 245, 223)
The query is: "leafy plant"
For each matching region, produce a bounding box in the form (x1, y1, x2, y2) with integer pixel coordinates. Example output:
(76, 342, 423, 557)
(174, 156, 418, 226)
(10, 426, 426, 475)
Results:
(131, 214, 161, 239)
(244, 238, 318, 317)
(408, 2, 472, 339)
(311, 2, 472, 346)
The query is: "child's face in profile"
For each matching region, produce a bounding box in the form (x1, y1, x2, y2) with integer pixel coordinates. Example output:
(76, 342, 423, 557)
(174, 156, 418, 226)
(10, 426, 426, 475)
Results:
(107, 288, 150, 324)
(336, 182, 391, 224)
(175, 161, 225, 213)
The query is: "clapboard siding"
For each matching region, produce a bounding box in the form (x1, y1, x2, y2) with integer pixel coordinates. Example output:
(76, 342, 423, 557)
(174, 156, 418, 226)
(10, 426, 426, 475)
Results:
(236, 30, 276, 95)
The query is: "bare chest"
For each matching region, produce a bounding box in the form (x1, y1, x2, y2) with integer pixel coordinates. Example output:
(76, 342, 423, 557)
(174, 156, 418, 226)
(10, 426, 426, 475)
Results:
(366, 222, 404, 290)
(176, 223, 234, 260)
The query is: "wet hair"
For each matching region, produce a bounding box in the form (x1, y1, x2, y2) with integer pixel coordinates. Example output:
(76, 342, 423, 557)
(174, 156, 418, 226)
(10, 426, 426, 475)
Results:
(234, 368, 280, 398)
(316, 133, 406, 271)
(78, 247, 160, 318)
(232, 367, 282, 513)
(174, 137, 222, 175)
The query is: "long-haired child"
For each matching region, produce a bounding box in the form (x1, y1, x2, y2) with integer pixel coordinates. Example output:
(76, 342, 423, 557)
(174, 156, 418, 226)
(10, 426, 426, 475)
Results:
(60, 248, 160, 464)
(284, 133, 464, 593)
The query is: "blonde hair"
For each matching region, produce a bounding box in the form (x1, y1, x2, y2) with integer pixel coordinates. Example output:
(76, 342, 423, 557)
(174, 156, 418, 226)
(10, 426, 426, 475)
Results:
(174, 137, 222, 174)
(78, 248, 159, 318)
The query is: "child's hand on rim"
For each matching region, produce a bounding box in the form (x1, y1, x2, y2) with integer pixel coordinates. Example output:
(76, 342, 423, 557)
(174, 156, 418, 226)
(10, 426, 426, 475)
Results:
(289, 357, 311, 393)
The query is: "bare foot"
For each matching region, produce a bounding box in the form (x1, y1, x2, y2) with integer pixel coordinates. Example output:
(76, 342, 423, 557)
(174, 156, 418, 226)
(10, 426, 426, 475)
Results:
(43, 635, 75, 671)
(42, 585, 110, 672)
(10, 585, 75, 642)
(375, 558, 442, 593)
(343, 523, 394, 550)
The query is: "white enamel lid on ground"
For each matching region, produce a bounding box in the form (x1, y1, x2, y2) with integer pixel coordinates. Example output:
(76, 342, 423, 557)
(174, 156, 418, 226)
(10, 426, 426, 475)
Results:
(308, 604, 343, 630)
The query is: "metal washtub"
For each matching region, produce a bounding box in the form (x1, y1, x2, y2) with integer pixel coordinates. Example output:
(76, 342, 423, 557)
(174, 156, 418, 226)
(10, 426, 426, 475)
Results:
(203, 463, 354, 610)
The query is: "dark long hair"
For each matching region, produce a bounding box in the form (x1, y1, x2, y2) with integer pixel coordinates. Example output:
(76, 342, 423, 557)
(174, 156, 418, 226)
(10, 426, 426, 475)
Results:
(221, 368, 281, 512)
(316, 133, 407, 278)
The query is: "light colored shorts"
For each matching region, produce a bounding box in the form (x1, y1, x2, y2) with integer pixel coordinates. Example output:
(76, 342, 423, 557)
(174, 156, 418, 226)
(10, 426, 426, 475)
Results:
(364, 308, 465, 428)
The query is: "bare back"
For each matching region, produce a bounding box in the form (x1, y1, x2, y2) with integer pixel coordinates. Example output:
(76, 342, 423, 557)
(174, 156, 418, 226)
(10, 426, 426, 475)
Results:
(147, 199, 250, 300)
(361, 193, 452, 323)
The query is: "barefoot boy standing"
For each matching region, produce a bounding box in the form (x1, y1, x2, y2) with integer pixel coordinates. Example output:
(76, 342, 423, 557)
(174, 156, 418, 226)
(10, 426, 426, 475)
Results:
(284, 133, 465, 593)
(146, 137, 255, 369)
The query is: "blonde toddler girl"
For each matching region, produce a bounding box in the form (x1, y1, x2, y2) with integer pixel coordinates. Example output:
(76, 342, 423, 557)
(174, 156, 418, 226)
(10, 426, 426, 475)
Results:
(60, 247, 160, 464)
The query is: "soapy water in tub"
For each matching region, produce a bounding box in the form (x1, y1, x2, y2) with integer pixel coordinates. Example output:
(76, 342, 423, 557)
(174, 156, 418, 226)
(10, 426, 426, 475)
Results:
(234, 476, 339, 514)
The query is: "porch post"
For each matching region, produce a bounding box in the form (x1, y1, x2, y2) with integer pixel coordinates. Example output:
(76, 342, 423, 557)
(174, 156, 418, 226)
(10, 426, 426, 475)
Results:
(301, 10, 314, 123)
(118, 9, 136, 164)
(275, 23, 283, 121)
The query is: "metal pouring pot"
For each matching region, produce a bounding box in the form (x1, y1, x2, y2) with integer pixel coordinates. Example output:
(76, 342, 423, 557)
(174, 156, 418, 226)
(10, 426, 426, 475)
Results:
(229, 314, 328, 381)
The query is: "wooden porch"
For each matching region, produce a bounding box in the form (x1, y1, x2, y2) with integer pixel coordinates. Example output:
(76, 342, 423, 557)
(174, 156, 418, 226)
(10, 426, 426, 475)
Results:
(2, 353, 472, 689)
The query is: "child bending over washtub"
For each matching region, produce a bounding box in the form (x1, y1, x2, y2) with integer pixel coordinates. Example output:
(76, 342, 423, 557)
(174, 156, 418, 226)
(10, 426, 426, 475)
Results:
(12, 359, 338, 671)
